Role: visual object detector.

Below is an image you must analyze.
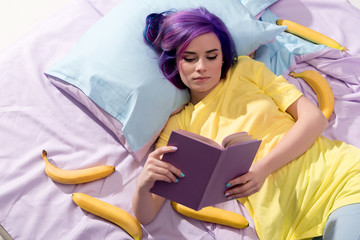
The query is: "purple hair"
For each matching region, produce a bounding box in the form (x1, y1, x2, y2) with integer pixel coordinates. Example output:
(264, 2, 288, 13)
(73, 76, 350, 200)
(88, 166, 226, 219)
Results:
(144, 8, 237, 89)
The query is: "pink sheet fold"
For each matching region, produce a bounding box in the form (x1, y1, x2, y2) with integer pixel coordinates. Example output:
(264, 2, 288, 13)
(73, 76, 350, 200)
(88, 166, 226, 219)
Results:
(286, 48, 360, 147)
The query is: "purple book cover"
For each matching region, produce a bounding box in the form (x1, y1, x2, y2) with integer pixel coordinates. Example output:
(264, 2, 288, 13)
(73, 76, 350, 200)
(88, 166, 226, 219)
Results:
(150, 129, 261, 210)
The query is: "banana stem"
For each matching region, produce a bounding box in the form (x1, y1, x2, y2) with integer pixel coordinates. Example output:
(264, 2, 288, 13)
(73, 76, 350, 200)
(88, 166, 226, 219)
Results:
(42, 150, 50, 164)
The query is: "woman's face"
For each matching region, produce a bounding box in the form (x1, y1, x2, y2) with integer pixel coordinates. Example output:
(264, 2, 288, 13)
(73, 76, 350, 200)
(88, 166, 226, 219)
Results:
(177, 32, 223, 104)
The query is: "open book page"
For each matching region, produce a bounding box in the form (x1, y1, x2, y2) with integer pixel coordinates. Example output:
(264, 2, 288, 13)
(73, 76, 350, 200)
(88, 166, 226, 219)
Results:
(174, 130, 257, 149)
(222, 132, 255, 148)
(174, 129, 222, 148)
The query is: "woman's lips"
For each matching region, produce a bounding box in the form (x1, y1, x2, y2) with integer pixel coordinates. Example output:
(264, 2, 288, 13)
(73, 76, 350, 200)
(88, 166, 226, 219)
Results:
(194, 76, 210, 81)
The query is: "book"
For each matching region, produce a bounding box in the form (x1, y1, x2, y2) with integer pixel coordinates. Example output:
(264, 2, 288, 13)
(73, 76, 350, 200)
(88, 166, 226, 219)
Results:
(150, 129, 262, 210)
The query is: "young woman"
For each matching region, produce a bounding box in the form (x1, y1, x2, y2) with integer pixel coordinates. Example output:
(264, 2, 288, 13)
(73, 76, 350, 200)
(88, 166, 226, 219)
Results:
(132, 7, 360, 240)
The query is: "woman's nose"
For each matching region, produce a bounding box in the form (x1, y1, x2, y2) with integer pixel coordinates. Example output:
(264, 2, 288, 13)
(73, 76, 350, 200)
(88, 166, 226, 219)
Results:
(195, 59, 206, 72)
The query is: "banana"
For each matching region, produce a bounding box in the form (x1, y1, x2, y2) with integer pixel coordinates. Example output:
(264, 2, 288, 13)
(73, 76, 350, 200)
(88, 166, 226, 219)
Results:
(289, 70, 334, 120)
(72, 193, 142, 240)
(276, 19, 347, 51)
(41, 150, 115, 184)
(171, 201, 249, 228)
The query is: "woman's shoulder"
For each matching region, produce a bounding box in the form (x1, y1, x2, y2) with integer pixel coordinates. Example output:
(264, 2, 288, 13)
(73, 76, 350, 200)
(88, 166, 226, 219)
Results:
(226, 55, 266, 81)
(156, 104, 193, 148)
(237, 55, 253, 62)
(236, 55, 266, 68)
(168, 103, 194, 123)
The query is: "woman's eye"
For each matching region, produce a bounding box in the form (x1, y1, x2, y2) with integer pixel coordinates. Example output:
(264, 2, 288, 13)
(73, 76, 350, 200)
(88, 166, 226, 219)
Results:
(183, 57, 196, 62)
(207, 55, 218, 60)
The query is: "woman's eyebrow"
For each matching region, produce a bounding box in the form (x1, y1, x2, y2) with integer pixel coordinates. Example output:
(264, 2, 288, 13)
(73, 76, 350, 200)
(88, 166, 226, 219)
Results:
(206, 49, 220, 53)
(183, 49, 219, 54)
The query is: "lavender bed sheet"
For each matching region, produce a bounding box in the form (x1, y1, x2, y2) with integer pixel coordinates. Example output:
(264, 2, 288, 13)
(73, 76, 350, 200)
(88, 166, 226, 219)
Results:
(0, 0, 139, 239)
(0, 0, 359, 239)
(270, 0, 360, 148)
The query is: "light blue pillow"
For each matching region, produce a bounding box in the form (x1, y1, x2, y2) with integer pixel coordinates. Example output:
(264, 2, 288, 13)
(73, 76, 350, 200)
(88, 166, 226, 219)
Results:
(240, 0, 279, 18)
(45, 0, 286, 160)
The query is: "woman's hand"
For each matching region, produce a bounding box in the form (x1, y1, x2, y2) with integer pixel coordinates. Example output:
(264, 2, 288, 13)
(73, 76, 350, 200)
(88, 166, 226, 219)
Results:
(224, 96, 329, 200)
(133, 146, 184, 225)
(137, 146, 184, 192)
(224, 161, 269, 199)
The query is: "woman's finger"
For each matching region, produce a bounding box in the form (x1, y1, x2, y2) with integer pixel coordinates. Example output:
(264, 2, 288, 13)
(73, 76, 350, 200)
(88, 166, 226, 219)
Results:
(150, 146, 178, 159)
(145, 155, 185, 183)
(149, 171, 176, 184)
(225, 172, 251, 189)
(149, 147, 185, 179)
(224, 179, 257, 198)
(147, 162, 180, 183)
(231, 186, 258, 199)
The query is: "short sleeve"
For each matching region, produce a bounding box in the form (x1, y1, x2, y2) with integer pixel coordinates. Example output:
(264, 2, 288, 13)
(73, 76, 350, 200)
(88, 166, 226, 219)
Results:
(155, 114, 182, 149)
(249, 58, 303, 112)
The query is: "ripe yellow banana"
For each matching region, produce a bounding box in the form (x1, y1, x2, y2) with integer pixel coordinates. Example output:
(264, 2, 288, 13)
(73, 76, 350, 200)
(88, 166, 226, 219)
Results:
(289, 70, 334, 120)
(277, 19, 347, 51)
(72, 193, 142, 240)
(42, 150, 115, 184)
(171, 201, 249, 228)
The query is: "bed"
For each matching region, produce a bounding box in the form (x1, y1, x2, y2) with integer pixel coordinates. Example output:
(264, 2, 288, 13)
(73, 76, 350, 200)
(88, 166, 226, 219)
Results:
(1, 0, 359, 239)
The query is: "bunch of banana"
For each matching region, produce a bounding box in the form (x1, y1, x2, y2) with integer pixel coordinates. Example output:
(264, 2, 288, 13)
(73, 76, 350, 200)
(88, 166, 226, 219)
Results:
(289, 70, 334, 120)
(72, 193, 142, 240)
(42, 150, 115, 184)
(276, 19, 347, 51)
(171, 201, 249, 228)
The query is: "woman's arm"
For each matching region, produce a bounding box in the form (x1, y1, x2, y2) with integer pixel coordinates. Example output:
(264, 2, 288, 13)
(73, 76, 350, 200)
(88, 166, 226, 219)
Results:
(132, 146, 183, 225)
(225, 96, 329, 198)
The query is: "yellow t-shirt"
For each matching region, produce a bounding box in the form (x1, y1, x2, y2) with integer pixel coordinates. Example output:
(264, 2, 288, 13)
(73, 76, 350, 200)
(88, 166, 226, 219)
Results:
(156, 56, 360, 240)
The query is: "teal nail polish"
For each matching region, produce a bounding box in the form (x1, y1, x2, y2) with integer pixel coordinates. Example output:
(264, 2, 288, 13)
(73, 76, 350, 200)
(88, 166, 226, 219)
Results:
(175, 178, 179, 183)
(226, 183, 231, 188)
(180, 172, 185, 178)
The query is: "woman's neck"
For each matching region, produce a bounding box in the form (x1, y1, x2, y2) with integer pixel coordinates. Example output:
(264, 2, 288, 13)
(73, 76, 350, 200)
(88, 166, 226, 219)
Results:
(189, 80, 222, 105)
(190, 94, 203, 105)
